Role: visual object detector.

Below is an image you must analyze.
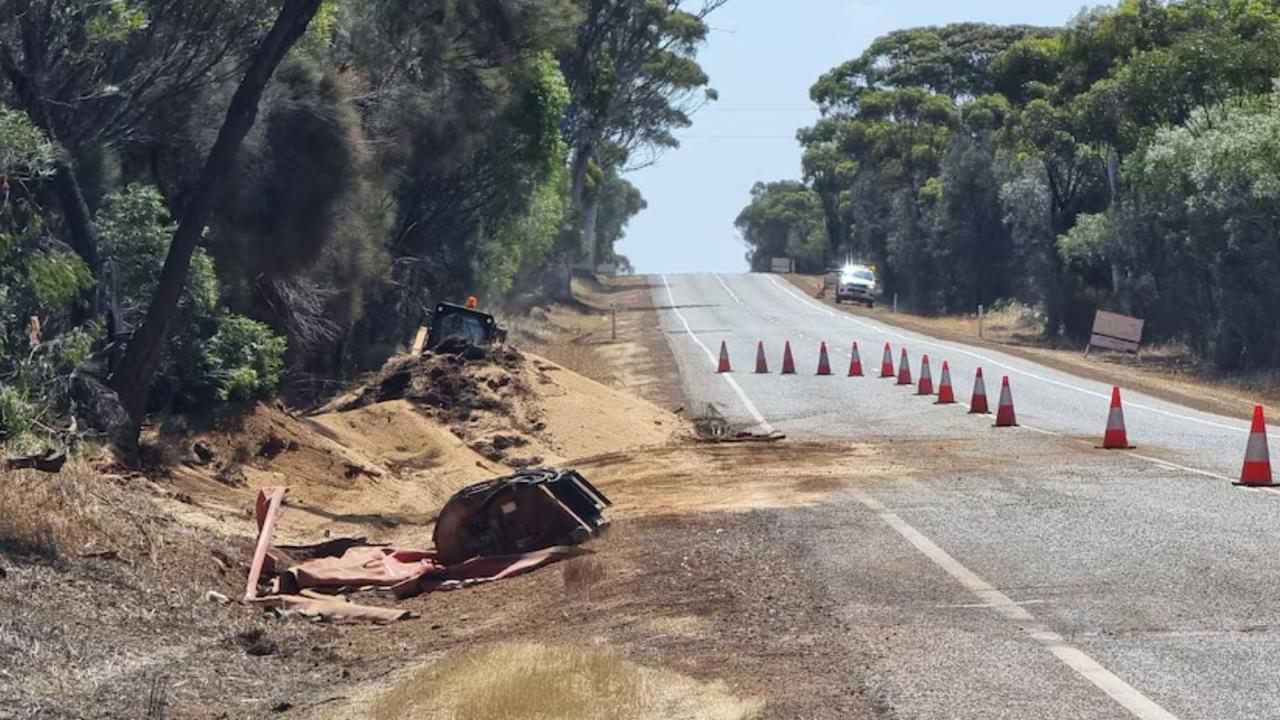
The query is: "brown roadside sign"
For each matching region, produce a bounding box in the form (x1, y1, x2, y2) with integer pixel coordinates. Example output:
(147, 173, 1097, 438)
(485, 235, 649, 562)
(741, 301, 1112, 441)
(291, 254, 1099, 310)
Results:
(1090, 310, 1144, 354)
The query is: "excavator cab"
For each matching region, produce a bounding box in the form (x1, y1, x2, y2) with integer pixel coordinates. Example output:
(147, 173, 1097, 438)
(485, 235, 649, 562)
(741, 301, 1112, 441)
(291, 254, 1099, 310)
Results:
(424, 298, 507, 352)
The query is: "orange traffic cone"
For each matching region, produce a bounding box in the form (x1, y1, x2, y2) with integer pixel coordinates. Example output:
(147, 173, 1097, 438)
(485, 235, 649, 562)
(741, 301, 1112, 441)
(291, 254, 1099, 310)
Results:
(936, 362, 956, 405)
(969, 368, 990, 414)
(755, 341, 769, 374)
(1238, 405, 1275, 487)
(917, 354, 934, 395)
(880, 343, 894, 378)
(896, 349, 912, 385)
(781, 341, 796, 375)
(1101, 386, 1134, 449)
(816, 342, 832, 376)
(994, 376, 1017, 427)
(848, 342, 864, 377)
(718, 341, 731, 373)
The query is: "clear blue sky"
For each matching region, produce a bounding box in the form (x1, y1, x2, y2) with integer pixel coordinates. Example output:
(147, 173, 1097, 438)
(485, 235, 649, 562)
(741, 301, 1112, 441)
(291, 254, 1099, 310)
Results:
(615, 0, 1100, 274)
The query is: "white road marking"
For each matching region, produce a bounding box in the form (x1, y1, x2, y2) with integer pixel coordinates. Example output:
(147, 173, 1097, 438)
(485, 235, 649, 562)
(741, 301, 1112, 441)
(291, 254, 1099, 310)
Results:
(852, 488, 1180, 720)
(1120, 452, 1280, 496)
(1020, 423, 1062, 437)
(1019, 418, 1280, 498)
(941, 599, 1046, 609)
(712, 272, 742, 304)
(661, 275, 775, 434)
(762, 275, 1264, 438)
(995, 417, 1276, 494)
(1127, 452, 1233, 482)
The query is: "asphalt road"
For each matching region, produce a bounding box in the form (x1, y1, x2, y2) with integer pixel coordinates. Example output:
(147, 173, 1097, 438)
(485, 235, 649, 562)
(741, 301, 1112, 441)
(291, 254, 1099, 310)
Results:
(653, 272, 1280, 720)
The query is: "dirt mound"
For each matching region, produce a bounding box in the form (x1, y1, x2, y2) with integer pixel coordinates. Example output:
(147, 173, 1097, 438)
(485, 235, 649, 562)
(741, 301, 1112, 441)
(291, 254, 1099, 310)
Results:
(162, 346, 683, 545)
(332, 345, 525, 423)
(524, 355, 683, 460)
(162, 402, 499, 545)
(323, 345, 684, 471)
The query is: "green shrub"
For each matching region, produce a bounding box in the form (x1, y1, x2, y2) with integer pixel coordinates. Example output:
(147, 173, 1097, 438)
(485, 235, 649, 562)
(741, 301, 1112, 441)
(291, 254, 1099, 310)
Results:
(52, 325, 99, 373)
(0, 385, 36, 446)
(206, 315, 286, 402)
(219, 367, 262, 402)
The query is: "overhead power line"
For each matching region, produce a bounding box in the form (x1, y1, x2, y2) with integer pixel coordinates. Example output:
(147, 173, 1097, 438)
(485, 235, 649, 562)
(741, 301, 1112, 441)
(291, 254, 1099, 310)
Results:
(679, 133, 799, 139)
(700, 107, 819, 112)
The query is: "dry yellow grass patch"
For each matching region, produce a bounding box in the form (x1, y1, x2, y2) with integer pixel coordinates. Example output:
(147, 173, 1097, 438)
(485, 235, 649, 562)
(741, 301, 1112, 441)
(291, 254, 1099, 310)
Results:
(641, 614, 717, 639)
(369, 642, 761, 720)
(508, 304, 618, 386)
(0, 461, 117, 561)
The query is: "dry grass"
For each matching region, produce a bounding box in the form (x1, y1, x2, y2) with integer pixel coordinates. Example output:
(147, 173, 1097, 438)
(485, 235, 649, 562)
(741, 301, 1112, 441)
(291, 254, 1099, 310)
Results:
(507, 304, 619, 386)
(909, 300, 1046, 345)
(369, 642, 761, 720)
(0, 461, 104, 561)
(0, 457, 232, 569)
(504, 275, 657, 389)
(0, 458, 272, 719)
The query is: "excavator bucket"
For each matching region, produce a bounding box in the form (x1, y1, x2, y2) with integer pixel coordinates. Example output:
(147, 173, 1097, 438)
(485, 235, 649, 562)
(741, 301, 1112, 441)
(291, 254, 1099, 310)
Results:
(433, 467, 611, 566)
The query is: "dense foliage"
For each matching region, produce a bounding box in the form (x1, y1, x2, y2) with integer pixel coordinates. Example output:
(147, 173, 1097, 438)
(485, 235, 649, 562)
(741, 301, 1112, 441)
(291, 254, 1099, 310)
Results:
(740, 0, 1280, 370)
(0, 0, 722, 449)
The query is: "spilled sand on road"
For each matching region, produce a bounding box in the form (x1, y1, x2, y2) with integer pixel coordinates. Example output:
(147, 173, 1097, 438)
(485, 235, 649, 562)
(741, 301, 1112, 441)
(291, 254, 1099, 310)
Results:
(579, 440, 891, 517)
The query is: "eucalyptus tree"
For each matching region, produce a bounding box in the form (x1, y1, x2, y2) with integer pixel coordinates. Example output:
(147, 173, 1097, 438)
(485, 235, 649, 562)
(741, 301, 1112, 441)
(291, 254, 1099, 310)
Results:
(110, 0, 327, 450)
(558, 0, 725, 269)
(0, 0, 280, 295)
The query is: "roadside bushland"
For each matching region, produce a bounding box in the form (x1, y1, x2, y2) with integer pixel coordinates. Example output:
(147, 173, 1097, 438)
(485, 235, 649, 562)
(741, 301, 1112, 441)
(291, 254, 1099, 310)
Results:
(0, 1, 726, 455)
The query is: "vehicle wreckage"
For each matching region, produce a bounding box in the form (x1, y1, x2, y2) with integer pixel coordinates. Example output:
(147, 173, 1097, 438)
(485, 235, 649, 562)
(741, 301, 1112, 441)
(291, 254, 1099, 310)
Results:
(242, 467, 611, 622)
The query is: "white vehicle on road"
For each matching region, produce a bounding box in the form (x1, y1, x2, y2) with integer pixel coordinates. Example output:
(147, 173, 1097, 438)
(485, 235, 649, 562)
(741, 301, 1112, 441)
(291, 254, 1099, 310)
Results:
(834, 264, 878, 307)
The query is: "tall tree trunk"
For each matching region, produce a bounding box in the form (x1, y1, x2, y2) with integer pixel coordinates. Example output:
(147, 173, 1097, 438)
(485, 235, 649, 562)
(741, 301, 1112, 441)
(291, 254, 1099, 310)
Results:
(49, 161, 99, 276)
(581, 195, 600, 269)
(570, 141, 597, 272)
(50, 160, 104, 322)
(109, 0, 324, 453)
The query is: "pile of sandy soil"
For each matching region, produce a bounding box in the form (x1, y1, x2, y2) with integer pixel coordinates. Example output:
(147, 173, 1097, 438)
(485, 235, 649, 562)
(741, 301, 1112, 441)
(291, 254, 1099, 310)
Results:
(324, 343, 681, 465)
(163, 344, 685, 545)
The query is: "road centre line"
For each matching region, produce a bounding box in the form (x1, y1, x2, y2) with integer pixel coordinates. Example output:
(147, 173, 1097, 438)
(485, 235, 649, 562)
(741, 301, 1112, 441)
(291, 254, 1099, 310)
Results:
(762, 275, 1261, 438)
(986, 414, 1271, 493)
(902, 411, 1256, 491)
(1009, 421, 1280, 496)
(661, 275, 775, 435)
(852, 488, 1180, 720)
(1119, 451, 1280, 497)
(1019, 423, 1063, 437)
(712, 272, 742, 304)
